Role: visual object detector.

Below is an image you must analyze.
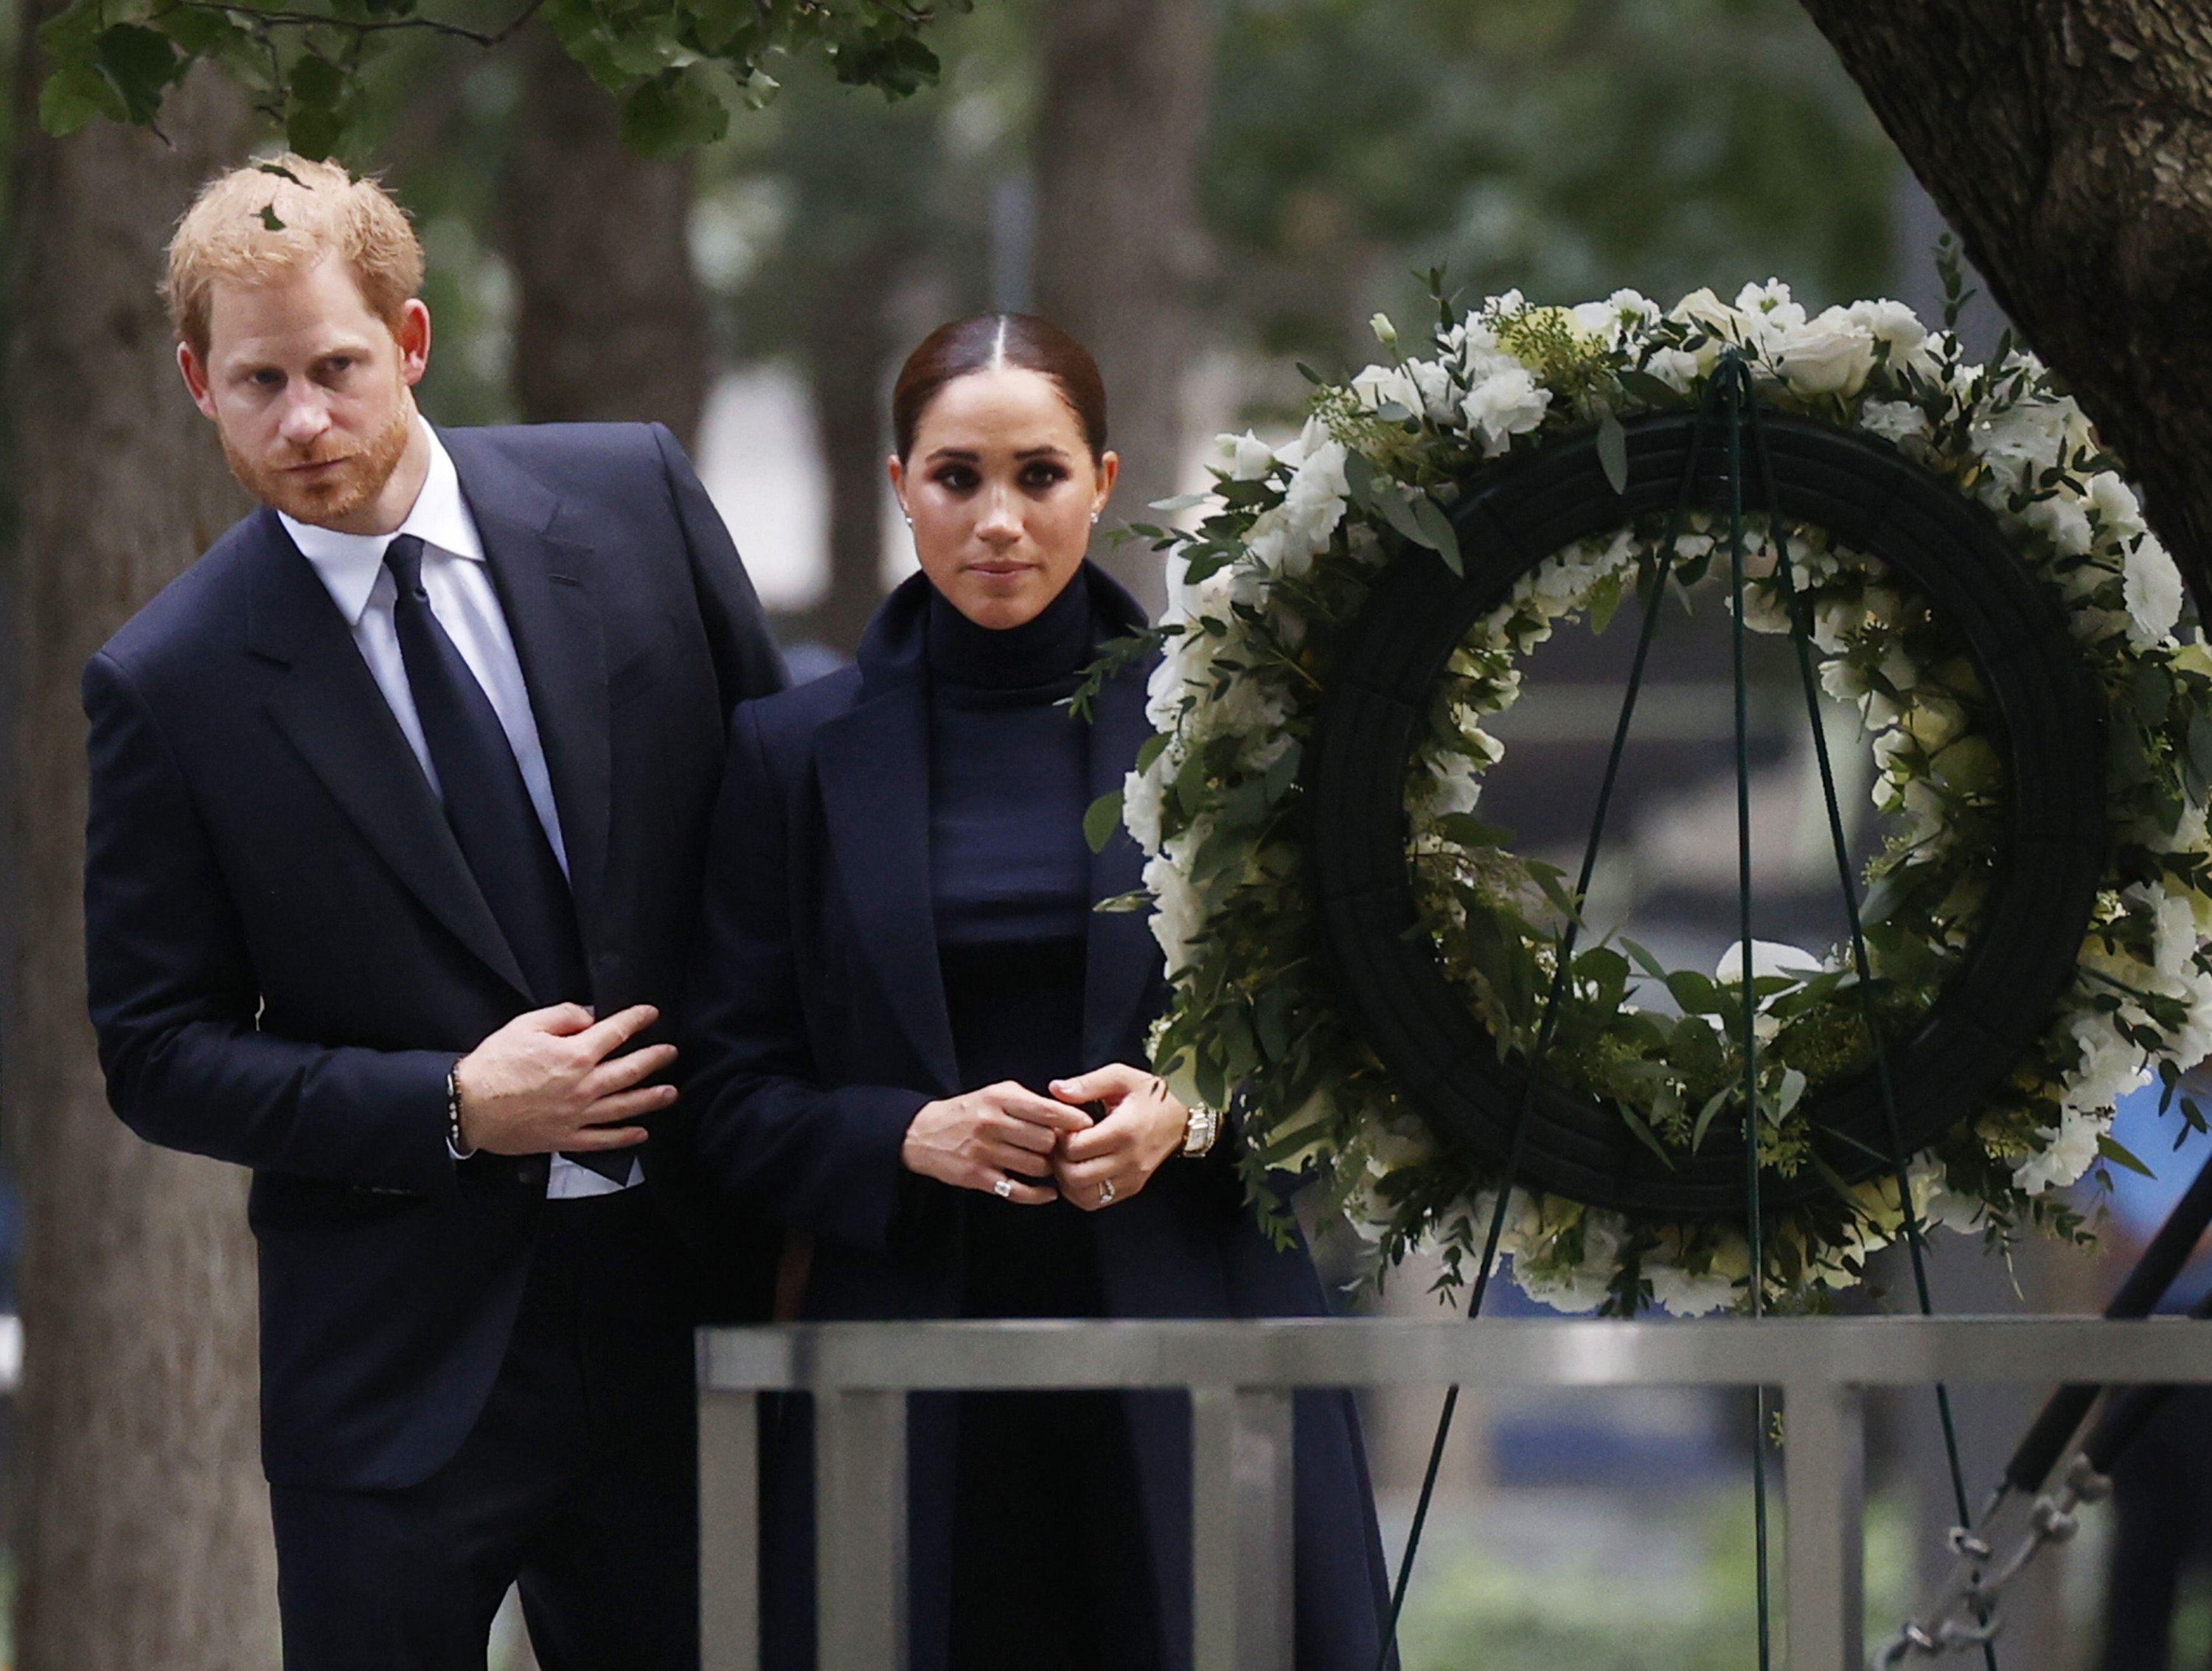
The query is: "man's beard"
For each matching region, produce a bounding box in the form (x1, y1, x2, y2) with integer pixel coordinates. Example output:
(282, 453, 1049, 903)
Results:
(223, 391, 416, 527)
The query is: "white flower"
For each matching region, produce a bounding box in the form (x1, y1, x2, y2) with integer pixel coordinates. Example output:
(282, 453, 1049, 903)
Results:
(2014, 1104, 2109, 1195)
(2024, 493, 2095, 557)
(1845, 297, 1929, 358)
(1144, 849, 1206, 976)
(1734, 278, 1807, 349)
(1646, 347, 1705, 394)
(1860, 400, 1930, 451)
(1368, 312, 1400, 352)
(1461, 368, 1551, 457)
(1352, 363, 1425, 419)
(2124, 536, 2185, 649)
(1648, 1263, 1740, 1316)
(1669, 286, 1742, 340)
(1122, 763, 1167, 854)
(1770, 306, 1877, 397)
(1212, 430, 1276, 482)
(1714, 939, 1824, 990)
(2087, 472, 2146, 540)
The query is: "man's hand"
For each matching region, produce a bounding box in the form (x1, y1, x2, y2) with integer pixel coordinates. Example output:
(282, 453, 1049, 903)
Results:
(1047, 1064, 1190, 1212)
(453, 1003, 674, 1156)
(901, 1081, 1094, 1203)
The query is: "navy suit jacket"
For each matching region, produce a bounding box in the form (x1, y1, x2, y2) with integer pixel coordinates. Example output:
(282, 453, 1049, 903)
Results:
(83, 422, 786, 1490)
(681, 568, 1393, 1670)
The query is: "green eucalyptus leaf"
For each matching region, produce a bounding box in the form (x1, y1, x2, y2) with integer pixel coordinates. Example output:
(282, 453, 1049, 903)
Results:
(1596, 414, 1630, 496)
(1083, 790, 1124, 855)
(2098, 1133, 2156, 1178)
(1411, 495, 1463, 577)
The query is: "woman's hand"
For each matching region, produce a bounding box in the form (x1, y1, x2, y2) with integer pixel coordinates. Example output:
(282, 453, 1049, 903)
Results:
(1046, 1064, 1189, 1212)
(901, 1081, 1093, 1203)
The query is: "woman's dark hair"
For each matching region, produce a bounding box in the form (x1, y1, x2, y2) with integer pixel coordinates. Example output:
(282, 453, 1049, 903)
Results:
(891, 313, 1108, 462)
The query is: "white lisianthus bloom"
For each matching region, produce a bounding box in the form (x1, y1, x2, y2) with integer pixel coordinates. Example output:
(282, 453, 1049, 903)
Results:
(1368, 311, 1400, 352)
(2123, 536, 2185, 650)
(1606, 288, 1661, 330)
(1972, 397, 2073, 497)
(1212, 429, 1276, 482)
(1860, 400, 1931, 451)
(2024, 493, 2096, 557)
(1352, 362, 1426, 418)
(1461, 368, 1552, 457)
(1844, 297, 1928, 357)
(2059, 1008, 2151, 1116)
(1770, 307, 1877, 397)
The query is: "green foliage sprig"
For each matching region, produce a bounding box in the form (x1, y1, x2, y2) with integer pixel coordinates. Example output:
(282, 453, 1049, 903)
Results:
(36, 0, 967, 158)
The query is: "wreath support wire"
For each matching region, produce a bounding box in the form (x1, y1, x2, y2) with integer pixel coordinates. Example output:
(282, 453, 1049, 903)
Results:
(1724, 359, 1778, 1671)
(1377, 376, 1735, 1669)
(1741, 376, 2000, 1670)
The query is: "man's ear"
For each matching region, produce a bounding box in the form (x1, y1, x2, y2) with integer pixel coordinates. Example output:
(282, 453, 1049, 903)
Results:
(177, 341, 218, 420)
(395, 298, 431, 387)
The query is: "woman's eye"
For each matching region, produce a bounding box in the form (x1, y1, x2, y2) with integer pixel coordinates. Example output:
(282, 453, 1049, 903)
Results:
(1021, 465, 1069, 490)
(933, 466, 978, 493)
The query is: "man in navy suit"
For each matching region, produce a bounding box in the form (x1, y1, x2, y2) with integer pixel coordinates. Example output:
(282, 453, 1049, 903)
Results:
(81, 155, 784, 1668)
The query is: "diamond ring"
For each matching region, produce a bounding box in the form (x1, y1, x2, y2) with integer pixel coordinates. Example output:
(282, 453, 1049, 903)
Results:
(992, 1177, 1014, 1199)
(1099, 1179, 1118, 1206)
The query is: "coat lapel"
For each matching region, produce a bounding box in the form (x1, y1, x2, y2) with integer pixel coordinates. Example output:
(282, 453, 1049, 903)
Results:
(815, 675, 963, 1095)
(246, 510, 532, 999)
(444, 430, 615, 955)
(1081, 646, 1162, 1069)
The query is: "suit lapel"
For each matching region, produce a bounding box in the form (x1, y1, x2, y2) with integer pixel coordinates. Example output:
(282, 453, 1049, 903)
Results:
(815, 677, 963, 1096)
(444, 431, 614, 955)
(1081, 648, 1161, 1069)
(246, 510, 532, 999)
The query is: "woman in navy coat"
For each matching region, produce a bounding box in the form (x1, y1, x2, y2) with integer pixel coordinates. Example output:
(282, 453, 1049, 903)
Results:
(682, 313, 1393, 1670)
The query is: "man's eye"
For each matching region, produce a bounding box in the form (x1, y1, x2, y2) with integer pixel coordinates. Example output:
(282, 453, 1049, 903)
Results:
(251, 369, 282, 388)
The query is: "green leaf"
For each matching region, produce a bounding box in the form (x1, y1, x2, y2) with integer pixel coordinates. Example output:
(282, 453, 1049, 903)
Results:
(95, 23, 182, 125)
(1342, 448, 1380, 510)
(1135, 732, 1171, 774)
(1435, 813, 1516, 850)
(1617, 1104, 1676, 1170)
(38, 65, 114, 135)
(2189, 712, 2212, 783)
(1596, 414, 1630, 496)
(1411, 494, 1463, 577)
(1664, 969, 1720, 1015)
(1617, 368, 1682, 406)
(1148, 492, 1210, 513)
(2098, 1134, 2156, 1178)
(1083, 790, 1124, 854)
(619, 66, 730, 158)
(1689, 1087, 1733, 1153)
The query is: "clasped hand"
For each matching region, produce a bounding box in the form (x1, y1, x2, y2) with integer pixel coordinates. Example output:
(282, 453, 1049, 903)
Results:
(900, 1064, 1189, 1209)
(453, 1002, 675, 1156)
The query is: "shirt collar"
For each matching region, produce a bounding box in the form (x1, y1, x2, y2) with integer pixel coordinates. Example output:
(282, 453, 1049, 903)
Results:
(280, 420, 486, 626)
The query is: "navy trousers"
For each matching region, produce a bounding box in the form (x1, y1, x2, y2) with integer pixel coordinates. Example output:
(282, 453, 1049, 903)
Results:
(270, 1189, 700, 1670)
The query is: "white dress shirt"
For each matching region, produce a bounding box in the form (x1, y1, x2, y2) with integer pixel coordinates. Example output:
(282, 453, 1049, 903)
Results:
(282, 420, 636, 1198)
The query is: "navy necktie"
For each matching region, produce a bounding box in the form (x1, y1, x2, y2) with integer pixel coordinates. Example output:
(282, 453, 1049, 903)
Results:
(383, 535, 630, 1181)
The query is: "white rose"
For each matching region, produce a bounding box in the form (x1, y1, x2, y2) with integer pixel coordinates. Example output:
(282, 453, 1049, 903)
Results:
(1461, 368, 1552, 457)
(2124, 536, 2185, 649)
(1734, 278, 1807, 349)
(1845, 297, 1929, 358)
(1212, 429, 1276, 482)
(1770, 307, 1877, 397)
(1669, 285, 1742, 338)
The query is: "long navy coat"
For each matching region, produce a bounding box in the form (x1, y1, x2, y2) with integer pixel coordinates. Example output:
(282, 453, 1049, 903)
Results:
(681, 568, 1394, 1670)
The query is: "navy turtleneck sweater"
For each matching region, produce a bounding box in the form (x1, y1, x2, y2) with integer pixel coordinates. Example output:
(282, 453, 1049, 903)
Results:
(925, 571, 1103, 1318)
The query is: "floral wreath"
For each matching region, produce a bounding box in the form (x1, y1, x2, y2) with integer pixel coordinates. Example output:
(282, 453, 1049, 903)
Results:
(1099, 278, 2212, 1315)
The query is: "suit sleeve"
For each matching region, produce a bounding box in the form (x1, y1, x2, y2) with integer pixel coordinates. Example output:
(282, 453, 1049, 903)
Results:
(678, 702, 928, 1254)
(82, 651, 459, 1196)
(648, 423, 788, 713)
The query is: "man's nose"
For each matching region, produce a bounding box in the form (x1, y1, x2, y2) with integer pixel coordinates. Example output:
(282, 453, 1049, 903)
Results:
(276, 388, 332, 448)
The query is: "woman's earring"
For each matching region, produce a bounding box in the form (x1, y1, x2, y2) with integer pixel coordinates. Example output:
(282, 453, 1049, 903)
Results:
(1091, 511, 1101, 525)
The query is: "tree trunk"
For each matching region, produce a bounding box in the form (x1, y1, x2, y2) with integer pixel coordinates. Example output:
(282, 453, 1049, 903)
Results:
(498, 25, 710, 451)
(4, 51, 275, 1671)
(790, 243, 901, 658)
(1034, 0, 1220, 616)
(1795, 1, 2212, 605)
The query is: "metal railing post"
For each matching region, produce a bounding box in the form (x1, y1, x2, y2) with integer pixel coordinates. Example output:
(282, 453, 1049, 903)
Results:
(1192, 1386, 1295, 1671)
(1784, 1380, 1865, 1671)
(816, 1389, 909, 1671)
(699, 1389, 761, 1671)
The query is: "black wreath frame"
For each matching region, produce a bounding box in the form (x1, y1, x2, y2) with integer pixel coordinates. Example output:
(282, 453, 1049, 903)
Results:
(1307, 409, 2109, 1220)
